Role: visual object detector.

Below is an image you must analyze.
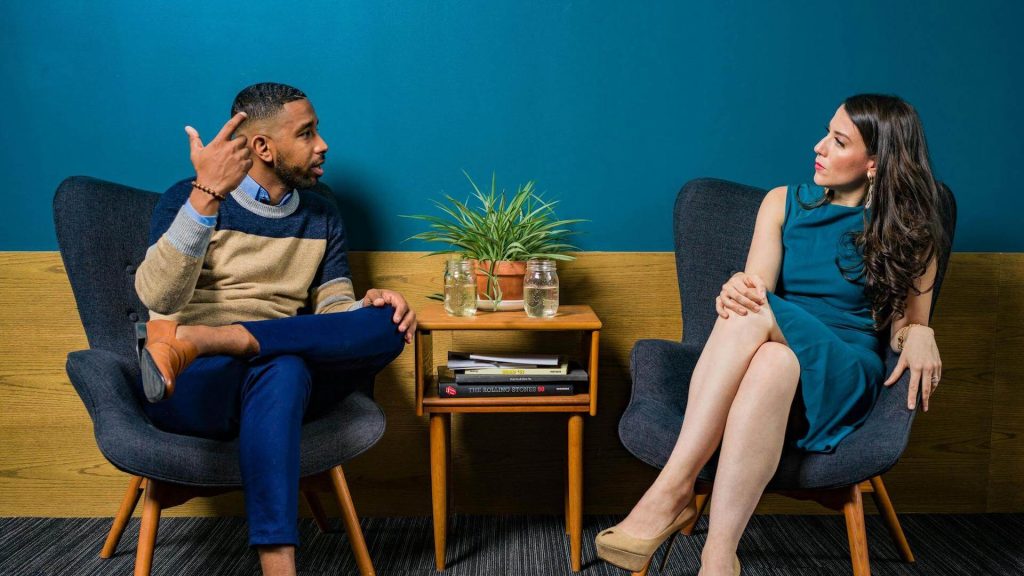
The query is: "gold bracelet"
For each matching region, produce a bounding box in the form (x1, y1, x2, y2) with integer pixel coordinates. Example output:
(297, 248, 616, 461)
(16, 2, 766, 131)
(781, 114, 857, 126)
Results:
(191, 180, 227, 202)
(895, 323, 926, 352)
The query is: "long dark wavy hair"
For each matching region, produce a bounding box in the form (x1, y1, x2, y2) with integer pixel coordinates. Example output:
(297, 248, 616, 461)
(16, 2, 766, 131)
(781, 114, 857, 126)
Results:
(807, 94, 948, 329)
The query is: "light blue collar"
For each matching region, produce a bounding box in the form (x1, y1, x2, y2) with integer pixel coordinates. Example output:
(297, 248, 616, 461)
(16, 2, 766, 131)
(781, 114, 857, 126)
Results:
(240, 174, 294, 206)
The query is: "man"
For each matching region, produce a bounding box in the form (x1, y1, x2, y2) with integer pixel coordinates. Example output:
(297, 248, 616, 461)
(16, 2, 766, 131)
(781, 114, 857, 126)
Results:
(134, 82, 416, 576)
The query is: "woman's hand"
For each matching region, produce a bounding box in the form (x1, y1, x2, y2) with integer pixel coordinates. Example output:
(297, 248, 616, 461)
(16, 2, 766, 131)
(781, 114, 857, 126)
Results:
(715, 272, 767, 318)
(883, 326, 941, 411)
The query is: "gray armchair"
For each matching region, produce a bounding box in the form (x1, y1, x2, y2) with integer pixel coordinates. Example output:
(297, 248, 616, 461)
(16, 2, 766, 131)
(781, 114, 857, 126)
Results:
(618, 178, 956, 576)
(53, 176, 385, 576)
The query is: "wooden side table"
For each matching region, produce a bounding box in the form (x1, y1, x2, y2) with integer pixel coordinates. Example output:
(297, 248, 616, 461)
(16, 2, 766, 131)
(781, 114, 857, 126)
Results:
(414, 301, 602, 572)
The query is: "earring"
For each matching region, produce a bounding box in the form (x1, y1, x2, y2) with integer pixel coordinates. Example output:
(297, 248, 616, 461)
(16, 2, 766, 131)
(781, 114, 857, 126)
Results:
(865, 174, 875, 209)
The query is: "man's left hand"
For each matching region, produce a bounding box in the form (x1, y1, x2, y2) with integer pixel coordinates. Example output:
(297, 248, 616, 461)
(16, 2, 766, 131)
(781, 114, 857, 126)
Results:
(363, 288, 417, 344)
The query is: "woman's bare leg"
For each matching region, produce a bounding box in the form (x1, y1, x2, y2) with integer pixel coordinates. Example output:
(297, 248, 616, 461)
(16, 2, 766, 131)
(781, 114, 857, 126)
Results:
(699, 342, 800, 575)
(615, 306, 784, 539)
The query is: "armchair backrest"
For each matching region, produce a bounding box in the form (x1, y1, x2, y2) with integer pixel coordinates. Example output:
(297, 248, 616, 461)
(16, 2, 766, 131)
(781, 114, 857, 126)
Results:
(925, 182, 957, 310)
(673, 178, 765, 346)
(673, 178, 957, 346)
(53, 176, 342, 364)
(54, 176, 158, 362)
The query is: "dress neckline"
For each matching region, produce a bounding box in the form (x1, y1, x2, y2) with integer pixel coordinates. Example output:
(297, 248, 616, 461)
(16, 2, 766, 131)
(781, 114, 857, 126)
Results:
(826, 201, 864, 210)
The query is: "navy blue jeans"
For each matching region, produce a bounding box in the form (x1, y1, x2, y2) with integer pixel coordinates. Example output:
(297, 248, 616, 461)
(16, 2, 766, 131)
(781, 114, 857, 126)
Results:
(141, 305, 405, 546)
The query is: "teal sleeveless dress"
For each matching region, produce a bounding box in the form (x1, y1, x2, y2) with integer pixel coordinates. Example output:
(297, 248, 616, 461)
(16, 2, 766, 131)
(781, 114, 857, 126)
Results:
(765, 183, 885, 453)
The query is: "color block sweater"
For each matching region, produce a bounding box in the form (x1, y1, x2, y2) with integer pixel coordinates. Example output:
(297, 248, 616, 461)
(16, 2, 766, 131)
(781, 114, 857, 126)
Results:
(135, 178, 359, 326)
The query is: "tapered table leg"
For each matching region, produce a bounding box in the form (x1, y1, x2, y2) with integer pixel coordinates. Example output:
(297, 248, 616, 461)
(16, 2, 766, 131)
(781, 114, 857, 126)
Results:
(564, 455, 570, 535)
(568, 414, 584, 572)
(430, 413, 449, 571)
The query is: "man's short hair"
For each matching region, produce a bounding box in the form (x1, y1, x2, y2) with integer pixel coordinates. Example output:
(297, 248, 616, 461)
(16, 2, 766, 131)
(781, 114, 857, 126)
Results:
(230, 83, 307, 123)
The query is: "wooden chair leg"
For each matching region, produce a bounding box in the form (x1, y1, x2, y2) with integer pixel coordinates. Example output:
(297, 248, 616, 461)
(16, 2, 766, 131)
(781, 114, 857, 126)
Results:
(134, 478, 163, 576)
(303, 490, 333, 533)
(842, 484, 871, 576)
(329, 466, 375, 576)
(868, 476, 915, 563)
(100, 475, 146, 559)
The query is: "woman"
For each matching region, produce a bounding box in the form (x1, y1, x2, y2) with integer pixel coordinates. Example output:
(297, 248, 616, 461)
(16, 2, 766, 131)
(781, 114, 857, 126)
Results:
(596, 94, 947, 576)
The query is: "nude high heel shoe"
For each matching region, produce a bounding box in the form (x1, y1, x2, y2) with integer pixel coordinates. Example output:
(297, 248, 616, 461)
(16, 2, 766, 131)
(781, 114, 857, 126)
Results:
(595, 496, 699, 572)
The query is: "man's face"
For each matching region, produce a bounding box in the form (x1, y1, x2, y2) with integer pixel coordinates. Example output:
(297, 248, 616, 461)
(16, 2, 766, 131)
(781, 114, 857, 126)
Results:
(261, 99, 328, 190)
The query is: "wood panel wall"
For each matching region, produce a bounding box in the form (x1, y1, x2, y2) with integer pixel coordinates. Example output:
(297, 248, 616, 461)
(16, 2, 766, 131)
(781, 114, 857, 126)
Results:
(0, 251, 1021, 518)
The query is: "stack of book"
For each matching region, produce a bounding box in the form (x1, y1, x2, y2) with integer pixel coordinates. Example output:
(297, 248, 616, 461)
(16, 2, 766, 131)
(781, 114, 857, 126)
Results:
(437, 352, 588, 398)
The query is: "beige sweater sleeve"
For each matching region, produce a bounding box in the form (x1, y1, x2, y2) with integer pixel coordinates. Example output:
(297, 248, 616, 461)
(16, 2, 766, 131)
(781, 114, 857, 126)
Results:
(312, 276, 362, 314)
(135, 206, 214, 315)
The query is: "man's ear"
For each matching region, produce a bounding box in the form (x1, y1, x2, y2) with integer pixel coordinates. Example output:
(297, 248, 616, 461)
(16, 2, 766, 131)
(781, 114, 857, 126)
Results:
(251, 134, 274, 163)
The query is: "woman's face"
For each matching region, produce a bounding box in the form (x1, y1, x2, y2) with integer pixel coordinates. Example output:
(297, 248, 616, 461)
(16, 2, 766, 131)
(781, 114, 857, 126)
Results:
(813, 105, 876, 191)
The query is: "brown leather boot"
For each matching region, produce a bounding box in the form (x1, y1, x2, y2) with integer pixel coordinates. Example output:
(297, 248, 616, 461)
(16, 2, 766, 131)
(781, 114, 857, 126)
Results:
(140, 320, 198, 403)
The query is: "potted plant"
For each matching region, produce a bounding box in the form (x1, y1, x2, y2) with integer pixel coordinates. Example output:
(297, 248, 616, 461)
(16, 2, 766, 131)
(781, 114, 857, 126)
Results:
(403, 172, 585, 310)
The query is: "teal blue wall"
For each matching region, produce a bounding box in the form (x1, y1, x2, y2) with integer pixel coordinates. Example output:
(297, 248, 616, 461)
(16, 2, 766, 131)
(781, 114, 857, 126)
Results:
(3, 1, 1020, 251)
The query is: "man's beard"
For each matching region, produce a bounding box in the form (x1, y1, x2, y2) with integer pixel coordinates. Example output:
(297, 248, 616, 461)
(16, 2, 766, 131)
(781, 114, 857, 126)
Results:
(274, 157, 317, 190)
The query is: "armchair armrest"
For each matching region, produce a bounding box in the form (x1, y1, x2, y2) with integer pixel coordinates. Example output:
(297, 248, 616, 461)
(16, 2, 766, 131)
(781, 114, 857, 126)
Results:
(812, 349, 918, 487)
(628, 339, 703, 419)
(66, 349, 145, 421)
(66, 348, 243, 485)
(65, 349, 152, 462)
(618, 339, 703, 469)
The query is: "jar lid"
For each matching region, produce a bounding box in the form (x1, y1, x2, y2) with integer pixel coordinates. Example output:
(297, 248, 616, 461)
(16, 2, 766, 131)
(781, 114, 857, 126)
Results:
(526, 258, 556, 271)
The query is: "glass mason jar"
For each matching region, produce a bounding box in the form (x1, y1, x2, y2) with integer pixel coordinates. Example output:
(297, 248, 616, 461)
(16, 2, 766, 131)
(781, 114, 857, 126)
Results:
(444, 258, 477, 316)
(523, 259, 559, 318)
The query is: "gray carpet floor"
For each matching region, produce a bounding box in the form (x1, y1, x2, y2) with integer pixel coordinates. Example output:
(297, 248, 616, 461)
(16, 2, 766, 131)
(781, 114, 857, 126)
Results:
(1, 514, 1022, 575)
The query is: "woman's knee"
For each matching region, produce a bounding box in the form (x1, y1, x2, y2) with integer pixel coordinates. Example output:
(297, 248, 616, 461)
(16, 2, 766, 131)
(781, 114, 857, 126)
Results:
(715, 301, 776, 336)
(746, 342, 800, 386)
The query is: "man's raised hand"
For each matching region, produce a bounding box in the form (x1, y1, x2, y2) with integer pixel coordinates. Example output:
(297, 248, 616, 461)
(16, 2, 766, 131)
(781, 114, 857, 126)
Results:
(184, 111, 253, 197)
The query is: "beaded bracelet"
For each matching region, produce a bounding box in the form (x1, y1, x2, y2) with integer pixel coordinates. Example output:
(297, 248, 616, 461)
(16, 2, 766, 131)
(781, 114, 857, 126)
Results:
(191, 180, 227, 202)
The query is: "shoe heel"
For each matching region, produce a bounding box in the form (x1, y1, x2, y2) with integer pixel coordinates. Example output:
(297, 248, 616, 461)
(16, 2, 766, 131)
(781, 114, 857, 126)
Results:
(135, 322, 147, 361)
